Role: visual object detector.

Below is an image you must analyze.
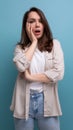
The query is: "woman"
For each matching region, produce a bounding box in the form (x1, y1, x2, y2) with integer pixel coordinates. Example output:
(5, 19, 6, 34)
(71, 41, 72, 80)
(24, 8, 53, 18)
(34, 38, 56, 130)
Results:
(10, 7, 64, 130)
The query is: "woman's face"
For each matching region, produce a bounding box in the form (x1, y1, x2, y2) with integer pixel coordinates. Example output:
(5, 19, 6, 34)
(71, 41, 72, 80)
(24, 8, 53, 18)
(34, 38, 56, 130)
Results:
(26, 11, 44, 39)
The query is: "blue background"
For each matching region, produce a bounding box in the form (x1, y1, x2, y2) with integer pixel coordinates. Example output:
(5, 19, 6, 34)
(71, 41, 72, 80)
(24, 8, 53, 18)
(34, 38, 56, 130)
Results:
(0, 0, 73, 130)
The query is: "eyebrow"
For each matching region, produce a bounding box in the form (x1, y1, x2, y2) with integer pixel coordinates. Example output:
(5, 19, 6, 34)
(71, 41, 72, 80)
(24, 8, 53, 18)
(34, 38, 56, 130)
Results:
(27, 18, 41, 21)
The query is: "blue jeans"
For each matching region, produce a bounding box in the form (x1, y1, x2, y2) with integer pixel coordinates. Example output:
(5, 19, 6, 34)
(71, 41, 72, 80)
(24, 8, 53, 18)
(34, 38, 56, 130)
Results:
(14, 91, 60, 130)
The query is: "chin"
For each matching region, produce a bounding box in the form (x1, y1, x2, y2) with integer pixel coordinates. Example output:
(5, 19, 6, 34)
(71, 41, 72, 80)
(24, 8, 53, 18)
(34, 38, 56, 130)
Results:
(36, 35, 42, 39)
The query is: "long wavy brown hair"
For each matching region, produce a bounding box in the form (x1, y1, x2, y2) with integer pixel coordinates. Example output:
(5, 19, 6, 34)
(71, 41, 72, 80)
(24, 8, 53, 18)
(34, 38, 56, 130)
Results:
(18, 7, 53, 52)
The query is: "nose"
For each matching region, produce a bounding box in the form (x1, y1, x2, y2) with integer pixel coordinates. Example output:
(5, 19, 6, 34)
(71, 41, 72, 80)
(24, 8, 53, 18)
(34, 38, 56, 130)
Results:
(35, 21, 40, 27)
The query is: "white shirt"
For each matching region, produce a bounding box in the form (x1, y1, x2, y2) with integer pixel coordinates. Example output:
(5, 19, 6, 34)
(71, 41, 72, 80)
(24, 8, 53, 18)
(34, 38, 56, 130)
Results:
(29, 48, 45, 91)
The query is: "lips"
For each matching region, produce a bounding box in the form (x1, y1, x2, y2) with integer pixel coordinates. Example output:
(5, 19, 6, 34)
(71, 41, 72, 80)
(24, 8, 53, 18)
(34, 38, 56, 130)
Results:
(34, 30, 41, 35)
(35, 30, 40, 32)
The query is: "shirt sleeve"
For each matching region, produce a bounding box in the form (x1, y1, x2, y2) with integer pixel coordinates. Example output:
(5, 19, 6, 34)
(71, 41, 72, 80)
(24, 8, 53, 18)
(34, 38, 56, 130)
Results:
(13, 45, 30, 72)
(44, 39, 64, 82)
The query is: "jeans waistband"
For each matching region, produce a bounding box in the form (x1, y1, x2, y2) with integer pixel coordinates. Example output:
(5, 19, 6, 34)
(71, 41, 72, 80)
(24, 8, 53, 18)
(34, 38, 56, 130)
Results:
(30, 89, 43, 95)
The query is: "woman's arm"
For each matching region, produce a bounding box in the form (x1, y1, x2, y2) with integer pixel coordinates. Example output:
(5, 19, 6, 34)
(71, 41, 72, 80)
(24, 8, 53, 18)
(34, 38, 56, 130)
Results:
(24, 39, 64, 83)
(44, 39, 64, 82)
(25, 23, 38, 61)
(24, 70, 51, 83)
(13, 24, 38, 72)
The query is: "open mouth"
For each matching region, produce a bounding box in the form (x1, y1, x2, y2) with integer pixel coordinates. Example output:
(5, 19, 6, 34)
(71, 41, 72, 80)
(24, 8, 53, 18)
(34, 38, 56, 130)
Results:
(34, 30, 41, 35)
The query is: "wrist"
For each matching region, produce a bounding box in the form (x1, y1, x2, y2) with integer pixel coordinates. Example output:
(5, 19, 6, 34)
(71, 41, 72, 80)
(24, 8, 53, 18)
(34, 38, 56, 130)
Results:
(32, 41, 37, 45)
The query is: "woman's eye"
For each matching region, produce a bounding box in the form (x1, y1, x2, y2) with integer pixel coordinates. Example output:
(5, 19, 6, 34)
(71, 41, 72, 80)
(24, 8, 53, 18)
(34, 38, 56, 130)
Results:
(28, 20, 34, 23)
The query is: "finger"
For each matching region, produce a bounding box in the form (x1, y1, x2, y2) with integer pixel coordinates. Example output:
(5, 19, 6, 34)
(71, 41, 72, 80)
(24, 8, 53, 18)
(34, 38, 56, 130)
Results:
(26, 23, 31, 39)
(27, 23, 31, 30)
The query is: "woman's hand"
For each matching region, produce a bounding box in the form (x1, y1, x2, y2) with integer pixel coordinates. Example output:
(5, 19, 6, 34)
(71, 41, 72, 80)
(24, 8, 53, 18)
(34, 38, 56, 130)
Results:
(24, 69, 32, 81)
(26, 23, 37, 43)
(19, 70, 50, 83)
(19, 70, 32, 81)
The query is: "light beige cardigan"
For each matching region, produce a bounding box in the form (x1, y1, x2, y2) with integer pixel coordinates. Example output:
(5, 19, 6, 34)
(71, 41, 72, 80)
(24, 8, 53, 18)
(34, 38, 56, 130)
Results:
(10, 39, 64, 119)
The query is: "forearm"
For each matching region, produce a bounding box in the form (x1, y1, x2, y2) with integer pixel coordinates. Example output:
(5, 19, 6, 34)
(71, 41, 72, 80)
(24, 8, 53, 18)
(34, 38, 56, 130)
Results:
(24, 70, 51, 83)
(30, 73, 51, 83)
(25, 41, 37, 61)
